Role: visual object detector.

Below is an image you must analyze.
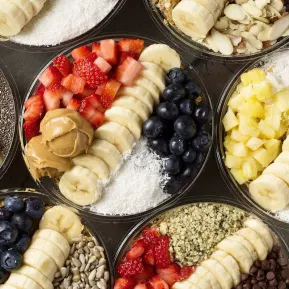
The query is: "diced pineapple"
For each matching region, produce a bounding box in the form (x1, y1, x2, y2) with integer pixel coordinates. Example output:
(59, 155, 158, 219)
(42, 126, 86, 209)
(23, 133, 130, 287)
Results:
(225, 154, 244, 169)
(246, 137, 264, 151)
(264, 139, 281, 159)
(224, 137, 237, 152)
(242, 158, 258, 180)
(240, 98, 265, 119)
(259, 120, 276, 139)
(275, 89, 289, 112)
(241, 68, 266, 86)
(253, 148, 274, 168)
(236, 83, 244, 92)
(231, 129, 250, 143)
(222, 108, 239, 132)
(228, 92, 245, 112)
(252, 80, 273, 101)
(231, 142, 249, 157)
(276, 120, 287, 139)
(230, 168, 247, 185)
(238, 114, 260, 137)
(239, 85, 255, 100)
(264, 104, 281, 131)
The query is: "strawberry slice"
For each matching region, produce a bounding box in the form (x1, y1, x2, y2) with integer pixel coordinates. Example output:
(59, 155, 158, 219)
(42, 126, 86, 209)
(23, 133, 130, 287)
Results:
(100, 39, 118, 65)
(118, 39, 144, 55)
(95, 83, 106, 95)
(71, 45, 91, 60)
(24, 95, 45, 121)
(156, 264, 181, 286)
(92, 43, 101, 55)
(178, 266, 194, 281)
(84, 94, 105, 113)
(61, 90, 74, 107)
(61, 74, 86, 94)
(133, 265, 154, 283)
(153, 236, 171, 269)
(39, 66, 62, 87)
(141, 228, 160, 247)
(86, 52, 98, 63)
(67, 98, 81, 110)
(126, 240, 146, 260)
(134, 284, 148, 289)
(53, 55, 71, 76)
(117, 257, 144, 278)
(100, 79, 121, 109)
(115, 57, 144, 86)
(114, 278, 136, 289)
(43, 89, 61, 111)
(94, 57, 112, 74)
(23, 119, 41, 140)
(119, 52, 138, 64)
(78, 86, 96, 99)
(35, 83, 45, 97)
(47, 82, 65, 95)
(143, 248, 154, 266)
(149, 276, 169, 289)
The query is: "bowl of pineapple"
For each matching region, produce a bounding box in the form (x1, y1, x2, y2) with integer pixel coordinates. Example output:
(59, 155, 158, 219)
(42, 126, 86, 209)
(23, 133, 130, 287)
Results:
(216, 54, 289, 224)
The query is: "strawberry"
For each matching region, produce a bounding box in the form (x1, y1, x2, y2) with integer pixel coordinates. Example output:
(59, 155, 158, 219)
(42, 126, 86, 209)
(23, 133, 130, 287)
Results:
(141, 228, 160, 247)
(156, 264, 181, 286)
(119, 52, 138, 64)
(53, 55, 71, 76)
(39, 66, 62, 87)
(23, 95, 45, 121)
(23, 119, 41, 140)
(74, 58, 107, 88)
(92, 43, 101, 55)
(61, 90, 74, 107)
(115, 57, 144, 86)
(134, 284, 148, 289)
(118, 39, 144, 55)
(100, 79, 121, 109)
(61, 74, 86, 94)
(67, 98, 81, 110)
(178, 266, 194, 281)
(84, 94, 105, 113)
(94, 57, 112, 74)
(100, 39, 118, 65)
(35, 83, 45, 97)
(43, 89, 61, 111)
(117, 257, 144, 278)
(153, 236, 171, 269)
(86, 52, 98, 63)
(126, 240, 146, 260)
(148, 276, 169, 289)
(95, 83, 106, 95)
(71, 45, 91, 60)
(77, 86, 96, 99)
(143, 248, 154, 266)
(133, 265, 155, 283)
(114, 278, 136, 289)
(47, 82, 65, 94)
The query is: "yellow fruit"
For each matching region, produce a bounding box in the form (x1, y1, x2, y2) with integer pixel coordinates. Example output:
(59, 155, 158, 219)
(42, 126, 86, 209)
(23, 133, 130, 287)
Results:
(276, 120, 287, 139)
(259, 120, 276, 139)
(253, 148, 274, 168)
(264, 139, 281, 159)
(224, 138, 248, 157)
(231, 129, 250, 143)
(275, 89, 289, 112)
(242, 158, 258, 180)
(228, 92, 245, 112)
(238, 115, 260, 137)
(225, 154, 244, 169)
(240, 98, 265, 119)
(241, 68, 266, 86)
(252, 81, 273, 101)
(231, 168, 247, 185)
(236, 83, 245, 92)
(246, 137, 264, 151)
(222, 108, 239, 132)
(224, 137, 237, 151)
(239, 85, 255, 100)
(264, 104, 281, 131)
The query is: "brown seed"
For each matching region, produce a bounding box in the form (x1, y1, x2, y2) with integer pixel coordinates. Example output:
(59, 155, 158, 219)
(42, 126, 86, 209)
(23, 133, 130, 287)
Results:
(278, 258, 288, 267)
(278, 281, 286, 289)
(253, 285, 260, 289)
(281, 269, 289, 280)
(242, 274, 249, 281)
(254, 261, 262, 268)
(269, 279, 278, 287)
(257, 270, 265, 281)
(251, 278, 258, 285)
(257, 281, 266, 289)
(251, 266, 259, 275)
(243, 281, 251, 289)
(262, 261, 271, 271)
(267, 272, 275, 281)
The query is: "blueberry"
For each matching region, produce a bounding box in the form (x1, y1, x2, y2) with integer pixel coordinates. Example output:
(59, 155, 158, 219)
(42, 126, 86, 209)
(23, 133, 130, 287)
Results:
(0, 221, 18, 246)
(25, 197, 45, 219)
(15, 234, 30, 253)
(195, 153, 206, 166)
(143, 117, 165, 139)
(148, 139, 169, 156)
(0, 208, 12, 221)
(193, 105, 212, 124)
(1, 249, 22, 271)
(0, 269, 9, 283)
(4, 196, 24, 213)
(164, 155, 182, 175)
(166, 68, 187, 85)
(192, 131, 212, 152)
(169, 136, 186, 156)
(182, 147, 197, 164)
(156, 102, 179, 121)
(174, 115, 197, 140)
(185, 81, 201, 100)
(11, 213, 32, 234)
(163, 84, 186, 103)
(179, 99, 194, 115)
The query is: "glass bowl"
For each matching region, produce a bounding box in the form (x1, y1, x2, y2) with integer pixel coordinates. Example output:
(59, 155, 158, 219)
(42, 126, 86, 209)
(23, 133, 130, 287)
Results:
(0, 188, 114, 289)
(0, 59, 20, 180)
(143, 0, 289, 63)
(19, 33, 214, 221)
(0, 0, 127, 53)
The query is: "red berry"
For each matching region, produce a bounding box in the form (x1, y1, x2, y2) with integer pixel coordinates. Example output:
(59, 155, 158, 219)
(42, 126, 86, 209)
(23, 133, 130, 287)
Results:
(114, 278, 136, 289)
(61, 90, 74, 107)
(77, 87, 96, 99)
(148, 276, 169, 289)
(100, 39, 118, 65)
(100, 79, 121, 109)
(47, 82, 65, 94)
(67, 98, 81, 111)
(39, 66, 62, 87)
(126, 240, 146, 260)
(178, 266, 194, 281)
(133, 265, 155, 283)
(153, 236, 171, 269)
(35, 83, 45, 97)
(53, 55, 71, 76)
(94, 57, 112, 74)
(117, 257, 144, 278)
(43, 89, 61, 111)
(61, 74, 86, 94)
(156, 264, 181, 286)
(95, 83, 106, 95)
(119, 52, 138, 64)
(86, 52, 98, 63)
(143, 248, 154, 266)
(118, 39, 144, 55)
(92, 43, 101, 55)
(141, 228, 160, 247)
(23, 119, 41, 140)
(23, 95, 45, 121)
(71, 46, 91, 61)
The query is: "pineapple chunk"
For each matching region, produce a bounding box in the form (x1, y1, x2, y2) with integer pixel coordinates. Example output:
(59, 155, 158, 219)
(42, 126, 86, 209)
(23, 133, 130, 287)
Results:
(276, 120, 287, 139)
(225, 154, 244, 169)
(252, 80, 273, 101)
(222, 108, 239, 132)
(242, 158, 258, 180)
(275, 89, 289, 112)
(264, 139, 281, 159)
(230, 168, 247, 185)
(246, 137, 264, 151)
(224, 137, 237, 152)
(264, 104, 281, 131)
(239, 85, 255, 100)
(231, 129, 250, 143)
(253, 148, 274, 168)
(228, 92, 245, 112)
(236, 83, 244, 92)
(259, 120, 276, 139)
(238, 115, 260, 137)
(224, 138, 248, 157)
(241, 68, 266, 85)
(240, 98, 265, 119)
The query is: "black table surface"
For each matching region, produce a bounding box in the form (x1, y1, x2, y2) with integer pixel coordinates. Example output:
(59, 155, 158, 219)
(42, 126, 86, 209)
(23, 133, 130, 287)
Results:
(0, 0, 288, 270)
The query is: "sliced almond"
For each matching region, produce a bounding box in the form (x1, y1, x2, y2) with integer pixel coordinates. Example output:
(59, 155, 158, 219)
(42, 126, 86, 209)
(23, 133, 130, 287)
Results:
(224, 4, 246, 21)
(211, 28, 234, 55)
(267, 5, 282, 18)
(236, 0, 249, 4)
(241, 31, 263, 49)
(270, 0, 284, 12)
(227, 35, 243, 46)
(229, 21, 240, 30)
(242, 2, 263, 17)
(268, 14, 289, 40)
(246, 42, 260, 53)
(205, 35, 219, 52)
(255, 0, 269, 10)
(258, 29, 270, 41)
(249, 24, 261, 36)
(253, 16, 270, 23)
(214, 16, 229, 30)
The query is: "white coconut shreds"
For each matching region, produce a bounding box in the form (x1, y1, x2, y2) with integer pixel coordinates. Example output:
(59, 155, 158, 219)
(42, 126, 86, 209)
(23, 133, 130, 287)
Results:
(12, 0, 119, 46)
(90, 139, 171, 216)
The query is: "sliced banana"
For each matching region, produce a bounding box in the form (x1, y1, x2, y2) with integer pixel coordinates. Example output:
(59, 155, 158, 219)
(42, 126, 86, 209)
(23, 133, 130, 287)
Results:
(134, 77, 160, 104)
(39, 205, 83, 244)
(172, 280, 193, 289)
(236, 228, 268, 260)
(117, 86, 154, 113)
(139, 44, 181, 72)
(72, 154, 110, 180)
(195, 278, 211, 289)
(282, 136, 289, 151)
(112, 96, 150, 122)
(249, 174, 289, 212)
(105, 106, 142, 139)
(186, 266, 212, 289)
(274, 151, 289, 165)
(191, 266, 222, 289)
(8, 0, 34, 23)
(0, 286, 18, 289)
(6, 273, 42, 289)
(28, 0, 47, 15)
(94, 121, 135, 154)
(244, 218, 274, 250)
(263, 163, 289, 185)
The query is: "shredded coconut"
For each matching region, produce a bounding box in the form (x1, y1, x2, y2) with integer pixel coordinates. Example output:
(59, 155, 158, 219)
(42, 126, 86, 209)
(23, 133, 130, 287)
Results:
(12, 0, 119, 46)
(90, 139, 170, 216)
(275, 208, 289, 223)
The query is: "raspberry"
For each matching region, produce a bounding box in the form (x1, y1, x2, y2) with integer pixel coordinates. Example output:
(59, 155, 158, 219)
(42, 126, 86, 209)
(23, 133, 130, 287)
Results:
(53, 55, 71, 76)
(153, 236, 171, 269)
(117, 257, 144, 278)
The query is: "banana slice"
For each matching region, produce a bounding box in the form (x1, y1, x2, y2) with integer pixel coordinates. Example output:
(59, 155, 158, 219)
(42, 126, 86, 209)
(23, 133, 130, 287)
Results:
(217, 238, 253, 273)
(211, 250, 240, 286)
(23, 248, 58, 281)
(28, 0, 47, 15)
(282, 135, 289, 151)
(201, 259, 233, 289)
(39, 205, 83, 244)
(195, 278, 211, 289)
(117, 86, 154, 113)
(263, 163, 289, 185)
(72, 154, 110, 180)
(105, 107, 142, 139)
(8, 0, 34, 23)
(186, 267, 211, 289)
(6, 273, 42, 289)
(14, 265, 53, 289)
(134, 77, 160, 104)
(249, 174, 289, 212)
(191, 266, 221, 289)
(172, 280, 194, 289)
(0, 286, 17, 289)
(139, 44, 181, 72)
(140, 62, 166, 92)
(94, 122, 135, 154)
(33, 229, 70, 259)
(236, 228, 268, 261)
(274, 152, 289, 165)
(112, 96, 150, 122)
(0, 0, 26, 37)
(244, 218, 274, 250)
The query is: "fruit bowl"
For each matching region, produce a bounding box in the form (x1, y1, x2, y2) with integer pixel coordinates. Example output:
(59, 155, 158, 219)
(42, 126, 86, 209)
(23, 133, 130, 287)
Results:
(19, 34, 213, 221)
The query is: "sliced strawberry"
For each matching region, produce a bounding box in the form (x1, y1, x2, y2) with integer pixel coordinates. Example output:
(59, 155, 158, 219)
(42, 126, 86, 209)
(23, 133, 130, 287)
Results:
(114, 278, 136, 289)
(149, 276, 169, 289)
(67, 98, 81, 110)
(116, 57, 144, 86)
(126, 240, 146, 260)
(100, 39, 118, 65)
(43, 89, 61, 111)
(92, 43, 101, 55)
(24, 95, 45, 121)
(39, 66, 62, 87)
(53, 55, 71, 76)
(100, 79, 121, 109)
(178, 266, 194, 281)
(118, 39, 144, 55)
(61, 90, 74, 107)
(134, 284, 148, 289)
(119, 52, 138, 64)
(71, 46, 91, 61)
(78, 86, 96, 99)
(156, 264, 181, 286)
(143, 248, 154, 266)
(47, 82, 65, 94)
(35, 83, 45, 97)
(94, 57, 112, 74)
(141, 228, 160, 247)
(61, 74, 86, 94)
(24, 119, 40, 140)
(117, 257, 144, 278)
(95, 83, 106, 95)
(86, 52, 98, 63)
(133, 265, 154, 283)
(153, 236, 171, 269)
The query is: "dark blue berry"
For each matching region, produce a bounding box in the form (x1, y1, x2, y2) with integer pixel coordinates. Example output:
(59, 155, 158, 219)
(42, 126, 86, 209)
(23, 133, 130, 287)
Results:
(0, 208, 12, 221)
(143, 117, 165, 139)
(195, 153, 206, 166)
(0, 221, 18, 246)
(192, 131, 212, 152)
(169, 136, 186, 156)
(1, 249, 22, 271)
(166, 68, 187, 85)
(25, 197, 45, 219)
(164, 155, 182, 175)
(4, 196, 24, 213)
(179, 99, 194, 115)
(163, 84, 186, 103)
(0, 269, 9, 283)
(15, 234, 30, 253)
(156, 102, 179, 121)
(11, 213, 32, 234)
(185, 81, 201, 100)
(174, 115, 197, 140)
(182, 148, 197, 163)
(148, 139, 169, 157)
(193, 105, 212, 124)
